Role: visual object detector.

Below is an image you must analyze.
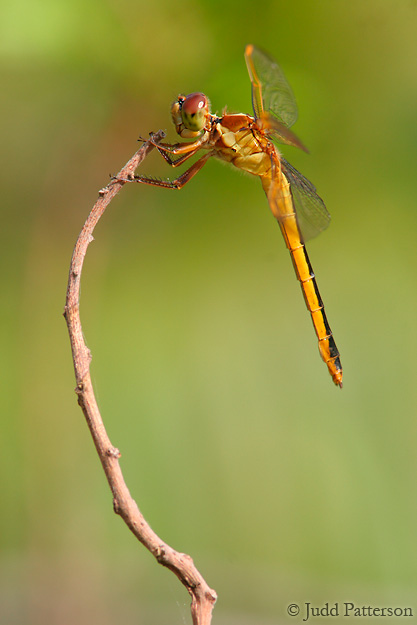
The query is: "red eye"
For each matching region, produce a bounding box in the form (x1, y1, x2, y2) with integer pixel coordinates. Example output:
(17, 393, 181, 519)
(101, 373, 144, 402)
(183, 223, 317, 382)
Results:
(182, 92, 207, 115)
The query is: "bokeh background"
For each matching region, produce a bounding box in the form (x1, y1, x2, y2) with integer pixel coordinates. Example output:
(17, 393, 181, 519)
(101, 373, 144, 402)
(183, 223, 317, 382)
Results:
(2, 1, 417, 623)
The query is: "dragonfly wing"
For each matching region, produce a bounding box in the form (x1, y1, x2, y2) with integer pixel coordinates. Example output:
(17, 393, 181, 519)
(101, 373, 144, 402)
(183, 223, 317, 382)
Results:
(281, 157, 331, 241)
(245, 44, 298, 128)
(261, 112, 308, 152)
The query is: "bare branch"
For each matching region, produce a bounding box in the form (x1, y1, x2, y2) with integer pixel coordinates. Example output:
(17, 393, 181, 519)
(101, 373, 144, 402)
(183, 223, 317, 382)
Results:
(64, 132, 217, 625)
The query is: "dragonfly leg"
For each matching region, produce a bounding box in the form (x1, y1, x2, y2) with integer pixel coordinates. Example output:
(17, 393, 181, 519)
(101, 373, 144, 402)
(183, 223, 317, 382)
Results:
(148, 133, 210, 156)
(120, 152, 212, 190)
(155, 144, 204, 168)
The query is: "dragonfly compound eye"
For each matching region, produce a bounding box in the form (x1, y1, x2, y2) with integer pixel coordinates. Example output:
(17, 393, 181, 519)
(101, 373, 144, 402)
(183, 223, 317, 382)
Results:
(181, 92, 208, 132)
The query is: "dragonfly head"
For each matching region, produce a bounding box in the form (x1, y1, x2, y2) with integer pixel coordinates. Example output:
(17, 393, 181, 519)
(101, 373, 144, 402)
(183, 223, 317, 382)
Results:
(171, 92, 210, 138)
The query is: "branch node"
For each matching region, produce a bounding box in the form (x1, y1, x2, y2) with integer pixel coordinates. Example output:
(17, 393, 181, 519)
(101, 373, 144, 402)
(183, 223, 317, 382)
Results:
(107, 446, 121, 459)
(154, 544, 165, 562)
(207, 589, 217, 602)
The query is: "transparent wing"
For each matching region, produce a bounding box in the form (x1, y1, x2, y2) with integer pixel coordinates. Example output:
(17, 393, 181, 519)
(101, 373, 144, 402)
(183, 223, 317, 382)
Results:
(245, 44, 330, 240)
(261, 112, 308, 153)
(245, 44, 298, 128)
(281, 157, 331, 241)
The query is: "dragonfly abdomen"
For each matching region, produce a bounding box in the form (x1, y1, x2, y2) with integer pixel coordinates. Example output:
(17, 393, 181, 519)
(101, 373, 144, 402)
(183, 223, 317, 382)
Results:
(263, 169, 343, 387)
(289, 243, 343, 386)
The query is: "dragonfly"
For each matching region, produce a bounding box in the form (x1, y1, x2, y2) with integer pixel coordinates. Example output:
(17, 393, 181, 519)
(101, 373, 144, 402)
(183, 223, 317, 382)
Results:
(124, 44, 343, 387)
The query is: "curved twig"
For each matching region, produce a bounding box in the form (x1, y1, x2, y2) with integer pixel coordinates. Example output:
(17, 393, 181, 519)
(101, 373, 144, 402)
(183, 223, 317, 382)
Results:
(63, 132, 217, 625)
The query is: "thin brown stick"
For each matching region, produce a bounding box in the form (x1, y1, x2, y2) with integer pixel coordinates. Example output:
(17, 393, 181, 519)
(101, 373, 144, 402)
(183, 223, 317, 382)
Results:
(63, 132, 217, 625)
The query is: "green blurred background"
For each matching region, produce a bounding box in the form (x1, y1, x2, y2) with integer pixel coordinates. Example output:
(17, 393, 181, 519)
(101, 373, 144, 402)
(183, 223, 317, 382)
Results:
(2, 0, 417, 623)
